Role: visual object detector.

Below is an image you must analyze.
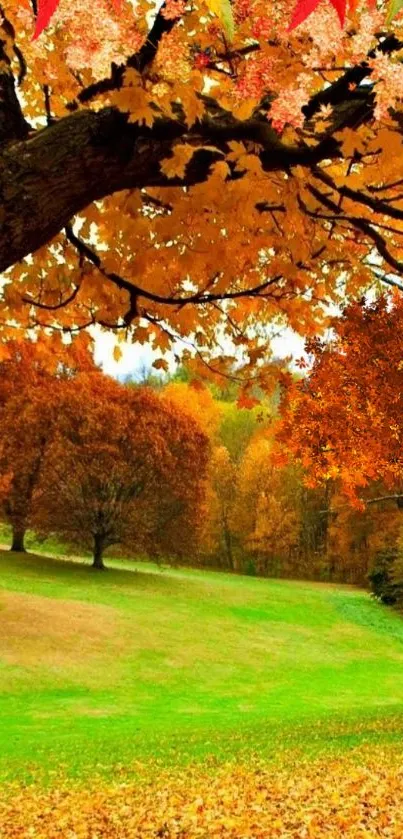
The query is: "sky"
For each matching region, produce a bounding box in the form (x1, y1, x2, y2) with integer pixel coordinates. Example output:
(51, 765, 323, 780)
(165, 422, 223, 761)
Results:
(93, 327, 307, 379)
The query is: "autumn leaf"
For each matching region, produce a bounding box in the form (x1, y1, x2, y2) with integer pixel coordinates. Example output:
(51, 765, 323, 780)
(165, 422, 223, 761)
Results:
(387, 0, 403, 21)
(153, 358, 169, 371)
(160, 145, 198, 179)
(237, 394, 260, 410)
(205, 0, 235, 39)
(33, 0, 60, 38)
(288, 0, 346, 29)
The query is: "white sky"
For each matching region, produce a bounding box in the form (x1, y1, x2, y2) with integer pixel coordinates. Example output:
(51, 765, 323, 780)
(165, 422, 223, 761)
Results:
(94, 327, 307, 379)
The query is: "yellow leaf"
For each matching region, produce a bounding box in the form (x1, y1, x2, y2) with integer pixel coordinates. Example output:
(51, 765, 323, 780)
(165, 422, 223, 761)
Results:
(111, 70, 155, 127)
(160, 144, 198, 180)
(181, 91, 205, 127)
(205, 0, 235, 39)
(232, 98, 255, 121)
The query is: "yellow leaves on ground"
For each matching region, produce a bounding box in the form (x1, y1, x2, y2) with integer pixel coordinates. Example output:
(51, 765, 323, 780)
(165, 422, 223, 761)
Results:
(2, 751, 403, 837)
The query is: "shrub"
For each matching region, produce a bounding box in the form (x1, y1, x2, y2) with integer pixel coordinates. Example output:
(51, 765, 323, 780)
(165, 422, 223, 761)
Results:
(368, 548, 403, 605)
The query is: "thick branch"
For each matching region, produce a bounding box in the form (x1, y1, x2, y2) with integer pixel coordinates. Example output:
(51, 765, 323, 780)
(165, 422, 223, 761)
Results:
(320, 494, 403, 515)
(0, 104, 342, 274)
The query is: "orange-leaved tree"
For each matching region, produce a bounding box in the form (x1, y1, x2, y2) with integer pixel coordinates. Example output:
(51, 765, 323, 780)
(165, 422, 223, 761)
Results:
(0, 2, 403, 391)
(0, 334, 95, 552)
(34, 374, 209, 568)
(162, 381, 222, 440)
(278, 295, 403, 507)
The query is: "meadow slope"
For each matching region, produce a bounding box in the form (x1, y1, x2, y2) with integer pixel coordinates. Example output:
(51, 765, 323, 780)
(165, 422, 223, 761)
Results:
(1, 549, 403, 783)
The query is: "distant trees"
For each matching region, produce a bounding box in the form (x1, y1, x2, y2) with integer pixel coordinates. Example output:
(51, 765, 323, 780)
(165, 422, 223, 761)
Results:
(1, 339, 402, 587)
(0, 384, 59, 552)
(275, 296, 403, 588)
(0, 344, 209, 568)
(208, 446, 237, 569)
(232, 438, 301, 576)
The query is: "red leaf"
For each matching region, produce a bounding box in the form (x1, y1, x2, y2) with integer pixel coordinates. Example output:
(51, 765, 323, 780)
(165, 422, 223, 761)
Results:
(33, 0, 121, 38)
(33, 0, 60, 39)
(329, 0, 347, 24)
(288, 0, 346, 30)
(237, 394, 260, 410)
(288, 0, 321, 30)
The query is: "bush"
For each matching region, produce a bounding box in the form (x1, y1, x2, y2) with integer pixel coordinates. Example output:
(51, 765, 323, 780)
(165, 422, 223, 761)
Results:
(368, 548, 403, 605)
(244, 559, 257, 577)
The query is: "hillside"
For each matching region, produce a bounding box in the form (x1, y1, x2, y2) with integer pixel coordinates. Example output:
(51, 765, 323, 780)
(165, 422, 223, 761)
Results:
(1, 550, 403, 782)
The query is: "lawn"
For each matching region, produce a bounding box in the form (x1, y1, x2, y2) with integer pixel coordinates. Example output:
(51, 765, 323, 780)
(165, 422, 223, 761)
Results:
(1, 548, 403, 785)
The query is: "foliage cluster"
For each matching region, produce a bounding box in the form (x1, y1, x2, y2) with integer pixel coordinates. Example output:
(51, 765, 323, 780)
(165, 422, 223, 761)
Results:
(2, 0, 403, 410)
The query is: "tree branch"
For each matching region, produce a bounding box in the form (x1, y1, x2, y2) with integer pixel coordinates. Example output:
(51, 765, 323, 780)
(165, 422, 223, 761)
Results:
(62, 225, 284, 316)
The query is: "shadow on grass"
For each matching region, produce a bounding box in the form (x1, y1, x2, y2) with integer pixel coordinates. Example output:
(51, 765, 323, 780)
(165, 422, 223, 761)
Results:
(0, 548, 188, 595)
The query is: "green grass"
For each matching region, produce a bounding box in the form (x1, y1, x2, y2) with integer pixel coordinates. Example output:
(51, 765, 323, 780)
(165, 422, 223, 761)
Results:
(1, 547, 403, 782)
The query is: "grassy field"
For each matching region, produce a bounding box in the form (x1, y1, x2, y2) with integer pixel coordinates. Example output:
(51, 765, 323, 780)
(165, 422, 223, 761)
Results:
(1, 548, 403, 785)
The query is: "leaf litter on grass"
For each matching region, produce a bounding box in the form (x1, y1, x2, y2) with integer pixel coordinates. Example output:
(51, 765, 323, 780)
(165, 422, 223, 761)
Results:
(1, 747, 403, 837)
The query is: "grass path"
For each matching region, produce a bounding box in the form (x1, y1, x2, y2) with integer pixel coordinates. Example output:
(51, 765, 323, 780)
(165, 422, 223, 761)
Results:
(1, 550, 403, 782)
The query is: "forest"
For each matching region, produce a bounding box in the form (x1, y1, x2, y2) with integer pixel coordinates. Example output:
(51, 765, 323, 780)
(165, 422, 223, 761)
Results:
(3, 314, 402, 593)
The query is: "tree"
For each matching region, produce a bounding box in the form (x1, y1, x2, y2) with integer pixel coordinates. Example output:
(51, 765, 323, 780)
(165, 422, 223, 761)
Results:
(34, 374, 209, 568)
(1, 4, 403, 385)
(162, 381, 222, 439)
(279, 296, 403, 506)
(0, 334, 94, 552)
(206, 445, 237, 568)
(219, 403, 264, 465)
(233, 436, 301, 575)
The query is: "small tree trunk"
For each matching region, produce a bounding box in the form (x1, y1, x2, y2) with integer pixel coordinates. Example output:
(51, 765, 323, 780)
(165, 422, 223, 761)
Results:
(223, 525, 234, 570)
(11, 525, 26, 553)
(92, 535, 106, 570)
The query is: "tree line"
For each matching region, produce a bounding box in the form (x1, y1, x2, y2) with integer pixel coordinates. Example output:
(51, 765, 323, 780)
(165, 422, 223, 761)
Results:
(1, 329, 401, 585)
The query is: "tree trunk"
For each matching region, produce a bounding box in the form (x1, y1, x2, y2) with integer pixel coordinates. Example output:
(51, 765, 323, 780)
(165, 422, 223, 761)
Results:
(11, 526, 26, 553)
(92, 535, 106, 570)
(223, 524, 234, 570)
